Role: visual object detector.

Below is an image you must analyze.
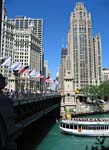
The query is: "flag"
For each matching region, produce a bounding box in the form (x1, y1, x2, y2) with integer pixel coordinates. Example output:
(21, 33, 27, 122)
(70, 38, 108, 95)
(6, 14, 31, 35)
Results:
(36, 73, 44, 78)
(45, 78, 54, 83)
(23, 69, 31, 75)
(56, 71, 59, 80)
(0, 56, 8, 65)
(29, 69, 38, 77)
(39, 75, 44, 79)
(18, 65, 29, 74)
(1, 57, 11, 67)
(9, 62, 22, 71)
(55, 80, 59, 85)
(14, 63, 22, 71)
(56, 72, 59, 78)
(44, 75, 50, 82)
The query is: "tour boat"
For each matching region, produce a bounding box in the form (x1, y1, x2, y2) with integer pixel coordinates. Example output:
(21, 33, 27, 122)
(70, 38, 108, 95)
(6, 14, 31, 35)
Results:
(59, 118, 109, 136)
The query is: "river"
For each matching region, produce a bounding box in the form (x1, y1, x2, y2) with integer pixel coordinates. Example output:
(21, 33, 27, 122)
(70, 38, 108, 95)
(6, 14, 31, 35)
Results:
(17, 113, 109, 150)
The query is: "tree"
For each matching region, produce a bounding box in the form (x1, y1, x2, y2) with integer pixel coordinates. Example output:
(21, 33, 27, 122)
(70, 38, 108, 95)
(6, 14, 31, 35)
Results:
(99, 81, 109, 100)
(80, 85, 99, 102)
(79, 81, 109, 112)
(88, 85, 99, 102)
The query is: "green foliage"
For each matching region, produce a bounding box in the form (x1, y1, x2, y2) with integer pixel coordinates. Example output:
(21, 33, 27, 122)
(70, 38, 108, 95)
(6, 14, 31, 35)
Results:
(80, 81, 109, 101)
(99, 80, 109, 99)
(80, 85, 99, 101)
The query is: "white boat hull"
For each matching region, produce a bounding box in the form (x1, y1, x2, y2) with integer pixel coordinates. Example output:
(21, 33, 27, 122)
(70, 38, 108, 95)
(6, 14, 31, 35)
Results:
(60, 126, 109, 137)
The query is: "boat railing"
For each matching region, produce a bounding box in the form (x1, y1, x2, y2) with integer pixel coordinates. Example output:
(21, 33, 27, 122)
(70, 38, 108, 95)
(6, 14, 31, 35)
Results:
(71, 118, 109, 122)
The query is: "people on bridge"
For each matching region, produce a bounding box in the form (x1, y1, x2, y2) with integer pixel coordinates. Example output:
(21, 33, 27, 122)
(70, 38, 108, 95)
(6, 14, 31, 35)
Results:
(0, 73, 6, 94)
(0, 73, 14, 102)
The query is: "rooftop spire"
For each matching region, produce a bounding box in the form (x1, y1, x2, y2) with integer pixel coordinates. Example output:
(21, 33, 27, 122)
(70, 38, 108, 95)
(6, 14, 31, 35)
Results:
(74, 1, 86, 12)
(61, 36, 64, 48)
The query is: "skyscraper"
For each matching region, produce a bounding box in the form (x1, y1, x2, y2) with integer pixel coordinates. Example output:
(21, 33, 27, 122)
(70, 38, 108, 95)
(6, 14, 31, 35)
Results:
(59, 48, 67, 90)
(14, 27, 40, 73)
(8, 16, 43, 73)
(0, 0, 3, 54)
(60, 2, 102, 92)
(0, 5, 15, 77)
(59, 2, 103, 114)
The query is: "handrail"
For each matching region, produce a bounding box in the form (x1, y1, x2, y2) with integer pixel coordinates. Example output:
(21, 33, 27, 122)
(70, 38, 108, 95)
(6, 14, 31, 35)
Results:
(13, 92, 61, 106)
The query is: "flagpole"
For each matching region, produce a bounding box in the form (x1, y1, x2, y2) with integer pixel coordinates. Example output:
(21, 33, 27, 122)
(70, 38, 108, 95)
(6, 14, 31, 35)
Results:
(13, 70, 19, 97)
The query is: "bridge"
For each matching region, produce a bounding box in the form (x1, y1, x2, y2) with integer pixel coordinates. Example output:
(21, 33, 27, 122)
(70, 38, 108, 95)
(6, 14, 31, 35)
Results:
(0, 92, 61, 149)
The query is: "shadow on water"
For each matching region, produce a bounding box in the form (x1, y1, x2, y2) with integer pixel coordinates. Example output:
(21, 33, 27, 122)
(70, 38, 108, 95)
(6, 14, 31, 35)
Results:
(16, 110, 58, 150)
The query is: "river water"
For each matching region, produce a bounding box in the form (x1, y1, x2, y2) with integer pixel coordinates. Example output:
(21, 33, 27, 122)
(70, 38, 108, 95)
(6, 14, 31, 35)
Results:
(36, 113, 109, 150)
(17, 113, 109, 150)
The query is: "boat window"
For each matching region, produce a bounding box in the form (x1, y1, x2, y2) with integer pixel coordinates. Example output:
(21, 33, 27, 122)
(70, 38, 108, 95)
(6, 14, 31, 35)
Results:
(63, 123, 65, 128)
(70, 124, 73, 129)
(93, 126, 96, 130)
(78, 126, 81, 129)
(74, 124, 77, 129)
(66, 124, 69, 129)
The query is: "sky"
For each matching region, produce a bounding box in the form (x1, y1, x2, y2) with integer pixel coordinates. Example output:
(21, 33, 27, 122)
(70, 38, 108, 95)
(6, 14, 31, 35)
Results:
(5, 0, 109, 79)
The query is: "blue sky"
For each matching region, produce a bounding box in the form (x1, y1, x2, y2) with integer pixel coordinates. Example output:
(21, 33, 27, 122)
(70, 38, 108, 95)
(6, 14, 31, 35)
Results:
(5, 0, 109, 78)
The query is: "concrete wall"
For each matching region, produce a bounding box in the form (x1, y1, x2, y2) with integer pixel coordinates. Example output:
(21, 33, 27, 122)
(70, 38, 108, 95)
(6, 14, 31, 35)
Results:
(60, 94, 109, 115)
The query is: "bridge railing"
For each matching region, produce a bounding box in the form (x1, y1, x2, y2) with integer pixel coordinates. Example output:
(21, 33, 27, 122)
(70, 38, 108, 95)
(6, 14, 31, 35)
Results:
(12, 92, 61, 106)
(17, 92, 60, 99)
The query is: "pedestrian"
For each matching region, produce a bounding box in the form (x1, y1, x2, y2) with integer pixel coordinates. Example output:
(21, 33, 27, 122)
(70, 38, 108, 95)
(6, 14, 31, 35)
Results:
(0, 73, 7, 94)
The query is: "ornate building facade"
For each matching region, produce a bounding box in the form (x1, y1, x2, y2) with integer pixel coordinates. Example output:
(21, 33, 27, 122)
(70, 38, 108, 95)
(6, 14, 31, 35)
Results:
(59, 2, 102, 113)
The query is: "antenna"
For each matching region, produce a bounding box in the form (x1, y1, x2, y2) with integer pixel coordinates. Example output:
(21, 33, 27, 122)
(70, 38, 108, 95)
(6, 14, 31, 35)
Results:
(61, 36, 64, 48)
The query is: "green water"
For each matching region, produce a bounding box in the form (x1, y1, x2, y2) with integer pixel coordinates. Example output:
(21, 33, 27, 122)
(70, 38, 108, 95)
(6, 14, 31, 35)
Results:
(36, 114, 109, 150)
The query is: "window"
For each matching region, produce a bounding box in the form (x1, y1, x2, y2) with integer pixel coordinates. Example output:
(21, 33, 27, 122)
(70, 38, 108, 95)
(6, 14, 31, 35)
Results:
(67, 93, 70, 97)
